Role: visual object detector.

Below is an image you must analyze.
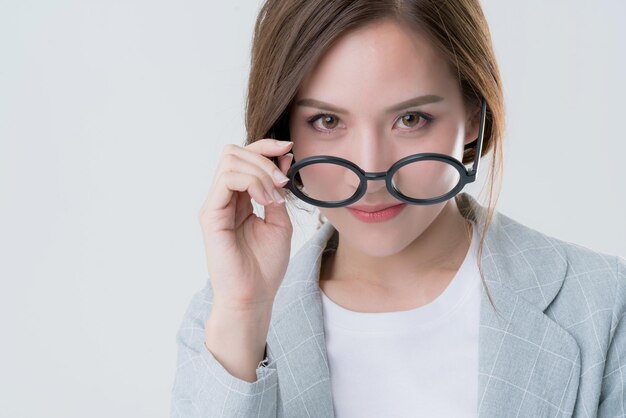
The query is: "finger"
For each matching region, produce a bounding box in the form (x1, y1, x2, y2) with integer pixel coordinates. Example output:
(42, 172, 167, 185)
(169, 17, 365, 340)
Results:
(233, 187, 253, 229)
(219, 153, 284, 205)
(201, 140, 293, 214)
(263, 174, 291, 228)
(263, 154, 293, 227)
(244, 138, 294, 157)
(228, 141, 293, 189)
(207, 170, 273, 212)
(277, 153, 294, 176)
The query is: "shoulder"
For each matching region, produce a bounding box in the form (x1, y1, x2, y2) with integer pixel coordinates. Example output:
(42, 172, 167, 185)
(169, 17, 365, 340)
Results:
(499, 211, 626, 337)
(540, 224, 623, 313)
(492, 209, 619, 283)
(552, 232, 623, 330)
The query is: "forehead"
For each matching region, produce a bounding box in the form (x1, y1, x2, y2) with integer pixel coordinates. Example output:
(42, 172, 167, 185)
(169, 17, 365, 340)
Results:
(295, 19, 456, 103)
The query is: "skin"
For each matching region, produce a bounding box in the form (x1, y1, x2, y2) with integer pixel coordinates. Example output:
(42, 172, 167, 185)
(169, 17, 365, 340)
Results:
(287, 18, 481, 312)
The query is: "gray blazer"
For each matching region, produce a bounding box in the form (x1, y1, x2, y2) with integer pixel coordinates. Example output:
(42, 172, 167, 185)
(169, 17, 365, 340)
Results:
(171, 192, 626, 417)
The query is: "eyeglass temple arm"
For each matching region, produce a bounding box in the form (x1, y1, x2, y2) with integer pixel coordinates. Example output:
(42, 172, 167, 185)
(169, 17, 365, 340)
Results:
(468, 98, 487, 176)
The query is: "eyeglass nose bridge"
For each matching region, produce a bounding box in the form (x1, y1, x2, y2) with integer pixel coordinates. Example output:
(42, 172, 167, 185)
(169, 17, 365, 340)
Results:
(363, 171, 388, 181)
(359, 170, 395, 195)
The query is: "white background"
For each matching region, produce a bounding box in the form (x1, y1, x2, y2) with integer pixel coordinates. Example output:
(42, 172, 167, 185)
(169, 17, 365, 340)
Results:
(1, 0, 624, 416)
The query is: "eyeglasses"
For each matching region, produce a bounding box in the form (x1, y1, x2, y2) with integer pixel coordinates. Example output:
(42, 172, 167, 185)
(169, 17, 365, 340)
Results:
(274, 98, 487, 208)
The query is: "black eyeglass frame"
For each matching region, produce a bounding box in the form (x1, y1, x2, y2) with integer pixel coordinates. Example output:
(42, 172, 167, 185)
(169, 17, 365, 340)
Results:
(275, 97, 487, 209)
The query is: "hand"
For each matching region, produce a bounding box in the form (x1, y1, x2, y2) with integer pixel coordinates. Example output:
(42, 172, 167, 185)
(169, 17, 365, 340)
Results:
(198, 138, 295, 311)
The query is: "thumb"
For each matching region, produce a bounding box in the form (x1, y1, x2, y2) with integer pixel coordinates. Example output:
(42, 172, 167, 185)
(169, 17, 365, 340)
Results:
(263, 186, 290, 227)
(264, 153, 293, 227)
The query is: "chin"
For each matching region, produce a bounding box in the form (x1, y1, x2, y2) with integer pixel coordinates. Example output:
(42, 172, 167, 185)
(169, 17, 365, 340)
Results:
(321, 204, 442, 257)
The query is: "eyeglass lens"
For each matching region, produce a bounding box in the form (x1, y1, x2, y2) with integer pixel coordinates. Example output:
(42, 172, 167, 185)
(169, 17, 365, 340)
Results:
(293, 159, 461, 205)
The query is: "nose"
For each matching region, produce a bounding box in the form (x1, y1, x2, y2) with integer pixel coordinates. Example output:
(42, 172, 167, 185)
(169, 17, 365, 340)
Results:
(351, 133, 392, 194)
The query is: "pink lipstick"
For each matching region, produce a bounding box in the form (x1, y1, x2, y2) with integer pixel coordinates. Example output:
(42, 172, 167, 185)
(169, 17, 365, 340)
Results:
(347, 203, 406, 223)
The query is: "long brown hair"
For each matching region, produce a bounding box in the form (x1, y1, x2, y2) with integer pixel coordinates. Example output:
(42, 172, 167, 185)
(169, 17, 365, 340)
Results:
(243, 0, 505, 310)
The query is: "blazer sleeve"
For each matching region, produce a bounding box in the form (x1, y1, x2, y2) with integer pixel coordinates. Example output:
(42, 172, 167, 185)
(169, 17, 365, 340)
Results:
(597, 256, 626, 417)
(170, 281, 279, 417)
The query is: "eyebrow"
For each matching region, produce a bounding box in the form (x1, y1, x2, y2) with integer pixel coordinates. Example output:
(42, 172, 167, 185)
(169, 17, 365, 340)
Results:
(295, 94, 444, 115)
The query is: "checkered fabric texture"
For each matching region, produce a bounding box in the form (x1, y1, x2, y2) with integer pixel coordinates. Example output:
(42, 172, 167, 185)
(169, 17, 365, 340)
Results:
(171, 192, 626, 417)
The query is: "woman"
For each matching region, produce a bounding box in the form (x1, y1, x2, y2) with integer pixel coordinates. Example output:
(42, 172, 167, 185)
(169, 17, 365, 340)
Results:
(171, 1, 626, 417)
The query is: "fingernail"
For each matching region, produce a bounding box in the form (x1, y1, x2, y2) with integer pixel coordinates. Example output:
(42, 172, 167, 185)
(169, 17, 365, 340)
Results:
(273, 170, 289, 184)
(263, 191, 274, 204)
(275, 140, 293, 147)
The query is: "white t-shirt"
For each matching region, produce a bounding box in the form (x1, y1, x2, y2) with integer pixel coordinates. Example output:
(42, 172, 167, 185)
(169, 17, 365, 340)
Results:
(320, 223, 481, 418)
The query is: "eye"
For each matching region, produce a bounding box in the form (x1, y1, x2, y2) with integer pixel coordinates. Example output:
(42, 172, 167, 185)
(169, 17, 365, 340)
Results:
(306, 113, 343, 133)
(395, 112, 434, 130)
(305, 111, 434, 134)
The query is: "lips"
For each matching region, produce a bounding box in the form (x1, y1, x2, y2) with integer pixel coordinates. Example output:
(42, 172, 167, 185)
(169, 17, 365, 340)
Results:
(347, 203, 403, 213)
(347, 203, 407, 223)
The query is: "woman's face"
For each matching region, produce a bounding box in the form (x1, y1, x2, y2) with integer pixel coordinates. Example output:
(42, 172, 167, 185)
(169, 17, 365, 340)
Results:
(288, 18, 479, 257)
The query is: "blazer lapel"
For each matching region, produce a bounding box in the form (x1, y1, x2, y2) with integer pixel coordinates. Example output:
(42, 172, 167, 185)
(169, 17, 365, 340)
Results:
(457, 194, 581, 417)
(476, 282, 581, 417)
(268, 192, 581, 418)
(266, 222, 337, 417)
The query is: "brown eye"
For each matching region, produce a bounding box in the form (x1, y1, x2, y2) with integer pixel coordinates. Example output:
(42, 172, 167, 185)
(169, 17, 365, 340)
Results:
(306, 113, 344, 134)
(319, 115, 338, 129)
(396, 112, 433, 130)
(400, 114, 421, 127)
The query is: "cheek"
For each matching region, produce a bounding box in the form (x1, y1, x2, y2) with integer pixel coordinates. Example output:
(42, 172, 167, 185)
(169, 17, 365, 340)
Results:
(429, 126, 464, 153)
